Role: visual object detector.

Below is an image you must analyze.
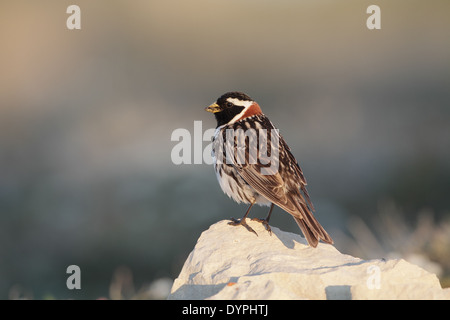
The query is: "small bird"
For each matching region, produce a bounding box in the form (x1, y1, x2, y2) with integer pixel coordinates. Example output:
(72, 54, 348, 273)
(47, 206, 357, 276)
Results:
(205, 91, 333, 247)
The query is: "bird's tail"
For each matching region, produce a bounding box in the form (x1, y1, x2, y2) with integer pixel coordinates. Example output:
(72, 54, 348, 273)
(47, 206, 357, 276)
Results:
(292, 201, 333, 248)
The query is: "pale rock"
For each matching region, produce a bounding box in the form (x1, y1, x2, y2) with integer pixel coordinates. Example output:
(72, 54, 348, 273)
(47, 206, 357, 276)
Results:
(168, 220, 450, 300)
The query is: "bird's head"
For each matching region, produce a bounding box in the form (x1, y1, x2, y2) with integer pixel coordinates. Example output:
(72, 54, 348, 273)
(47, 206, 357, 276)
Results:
(205, 91, 263, 127)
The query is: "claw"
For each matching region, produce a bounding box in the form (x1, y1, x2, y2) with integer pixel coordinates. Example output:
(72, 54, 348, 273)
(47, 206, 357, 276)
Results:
(251, 218, 272, 235)
(228, 218, 258, 236)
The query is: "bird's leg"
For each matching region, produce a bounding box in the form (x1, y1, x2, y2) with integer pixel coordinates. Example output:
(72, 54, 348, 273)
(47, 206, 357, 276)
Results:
(229, 202, 258, 236)
(251, 203, 274, 235)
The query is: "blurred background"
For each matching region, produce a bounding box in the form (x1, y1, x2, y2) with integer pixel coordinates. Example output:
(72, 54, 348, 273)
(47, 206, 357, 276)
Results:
(1, 0, 449, 299)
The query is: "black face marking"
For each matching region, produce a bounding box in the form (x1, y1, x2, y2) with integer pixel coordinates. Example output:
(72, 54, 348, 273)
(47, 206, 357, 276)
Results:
(213, 92, 253, 127)
(214, 105, 244, 127)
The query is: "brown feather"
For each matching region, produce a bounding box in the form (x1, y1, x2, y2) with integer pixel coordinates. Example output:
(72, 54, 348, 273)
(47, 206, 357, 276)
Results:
(227, 114, 333, 246)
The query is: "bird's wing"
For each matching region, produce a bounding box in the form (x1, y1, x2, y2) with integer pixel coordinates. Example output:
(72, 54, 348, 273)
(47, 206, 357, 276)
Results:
(223, 120, 308, 214)
(278, 136, 315, 211)
(223, 118, 333, 246)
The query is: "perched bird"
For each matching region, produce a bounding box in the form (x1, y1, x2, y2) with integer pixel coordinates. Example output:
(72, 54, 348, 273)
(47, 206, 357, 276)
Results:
(205, 91, 333, 247)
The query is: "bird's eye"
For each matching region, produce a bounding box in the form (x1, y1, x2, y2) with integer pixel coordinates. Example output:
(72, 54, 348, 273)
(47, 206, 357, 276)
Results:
(226, 102, 233, 108)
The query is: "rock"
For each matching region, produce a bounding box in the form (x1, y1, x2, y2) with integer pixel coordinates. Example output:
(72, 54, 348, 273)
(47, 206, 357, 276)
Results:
(168, 220, 450, 300)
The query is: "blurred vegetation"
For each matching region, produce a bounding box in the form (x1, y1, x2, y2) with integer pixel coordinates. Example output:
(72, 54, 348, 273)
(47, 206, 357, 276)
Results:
(1, 0, 449, 298)
(337, 202, 450, 288)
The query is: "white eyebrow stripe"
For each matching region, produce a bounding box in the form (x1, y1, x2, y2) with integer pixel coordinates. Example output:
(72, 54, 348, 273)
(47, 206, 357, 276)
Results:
(226, 97, 253, 108)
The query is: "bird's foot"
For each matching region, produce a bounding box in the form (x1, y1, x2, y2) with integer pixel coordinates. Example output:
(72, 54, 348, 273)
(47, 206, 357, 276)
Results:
(228, 218, 258, 236)
(251, 218, 272, 235)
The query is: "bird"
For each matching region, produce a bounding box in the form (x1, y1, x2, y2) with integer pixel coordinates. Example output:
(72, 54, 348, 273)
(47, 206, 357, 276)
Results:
(205, 91, 333, 247)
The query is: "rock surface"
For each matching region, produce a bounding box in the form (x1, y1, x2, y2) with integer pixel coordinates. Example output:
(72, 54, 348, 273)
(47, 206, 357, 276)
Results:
(168, 220, 450, 300)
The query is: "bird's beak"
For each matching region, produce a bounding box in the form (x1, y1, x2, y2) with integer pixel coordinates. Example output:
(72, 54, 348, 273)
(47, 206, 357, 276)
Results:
(205, 103, 222, 113)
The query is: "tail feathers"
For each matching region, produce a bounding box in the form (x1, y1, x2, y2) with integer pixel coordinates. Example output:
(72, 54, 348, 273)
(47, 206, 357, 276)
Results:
(292, 200, 333, 248)
(293, 216, 319, 247)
